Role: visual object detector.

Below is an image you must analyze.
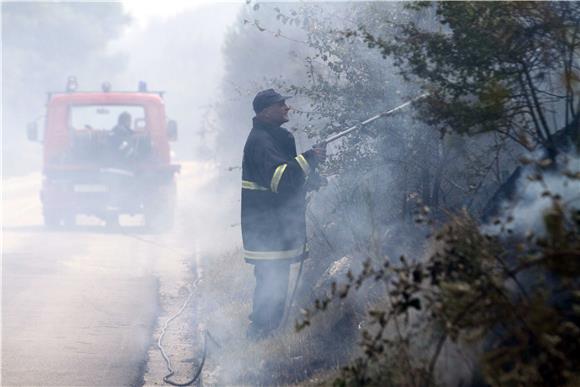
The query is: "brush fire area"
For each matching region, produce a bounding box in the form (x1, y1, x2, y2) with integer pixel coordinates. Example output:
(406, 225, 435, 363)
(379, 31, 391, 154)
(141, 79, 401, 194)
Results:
(3, 2, 580, 387)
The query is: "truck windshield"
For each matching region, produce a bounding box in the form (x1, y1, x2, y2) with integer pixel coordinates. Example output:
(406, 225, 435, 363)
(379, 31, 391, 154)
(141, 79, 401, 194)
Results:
(70, 105, 146, 132)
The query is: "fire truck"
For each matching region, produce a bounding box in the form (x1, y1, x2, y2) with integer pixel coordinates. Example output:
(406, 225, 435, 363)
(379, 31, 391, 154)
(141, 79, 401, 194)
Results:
(27, 77, 180, 231)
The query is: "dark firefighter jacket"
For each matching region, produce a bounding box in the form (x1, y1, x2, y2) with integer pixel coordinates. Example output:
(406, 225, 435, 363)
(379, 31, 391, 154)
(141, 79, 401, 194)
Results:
(241, 117, 317, 264)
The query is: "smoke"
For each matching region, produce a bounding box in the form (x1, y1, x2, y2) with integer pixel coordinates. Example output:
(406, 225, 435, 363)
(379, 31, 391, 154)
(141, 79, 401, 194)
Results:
(135, 1, 578, 385)
(2, 2, 241, 176)
(6, 1, 574, 385)
(2, 2, 131, 177)
(191, 2, 435, 384)
(482, 152, 580, 237)
(107, 3, 241, 161)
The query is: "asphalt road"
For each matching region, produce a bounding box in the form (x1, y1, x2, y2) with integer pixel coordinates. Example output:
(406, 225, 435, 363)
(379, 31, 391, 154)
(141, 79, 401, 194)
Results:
(2, 162, 237, 386)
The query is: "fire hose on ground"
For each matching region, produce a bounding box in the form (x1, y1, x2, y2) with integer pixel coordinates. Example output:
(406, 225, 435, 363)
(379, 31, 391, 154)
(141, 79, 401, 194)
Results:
(119, 231, 220, 386)
(156, 281, 220, 387)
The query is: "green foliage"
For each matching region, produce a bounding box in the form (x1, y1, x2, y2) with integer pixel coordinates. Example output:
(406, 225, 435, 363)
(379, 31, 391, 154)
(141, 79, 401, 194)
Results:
(2, 2, 131, 176)
(217, 3, 580, 385)
(366, 2, 580, 149)
(218, 2, 524, 226)
(268, 2, 523, 220)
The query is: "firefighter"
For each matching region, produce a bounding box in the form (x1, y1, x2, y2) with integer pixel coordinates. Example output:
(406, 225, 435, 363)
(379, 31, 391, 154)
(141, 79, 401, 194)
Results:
(109, 111, 151, 162)
(241, 89, 326, 339)
(109, 111, 134, 159)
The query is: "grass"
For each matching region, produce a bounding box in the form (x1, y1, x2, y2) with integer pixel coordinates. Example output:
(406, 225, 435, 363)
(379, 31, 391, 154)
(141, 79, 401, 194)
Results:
(193, 247, 360, 386)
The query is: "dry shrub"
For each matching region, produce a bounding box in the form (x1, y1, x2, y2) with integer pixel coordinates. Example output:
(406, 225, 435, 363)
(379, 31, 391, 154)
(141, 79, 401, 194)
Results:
(198, 248, 358, 386)
(298, 198, 580, 386)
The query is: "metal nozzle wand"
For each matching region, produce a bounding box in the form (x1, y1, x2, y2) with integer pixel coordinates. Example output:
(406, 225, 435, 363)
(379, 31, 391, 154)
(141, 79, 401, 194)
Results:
(315, 93, 429, 147)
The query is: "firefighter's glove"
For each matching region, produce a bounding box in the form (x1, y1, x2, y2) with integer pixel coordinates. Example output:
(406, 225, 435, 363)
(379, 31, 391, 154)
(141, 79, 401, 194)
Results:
(311, 143, 327, 165)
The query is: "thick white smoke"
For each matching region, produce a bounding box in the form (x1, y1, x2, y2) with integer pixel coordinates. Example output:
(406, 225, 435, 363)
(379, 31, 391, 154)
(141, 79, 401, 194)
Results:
(482, 152, 580, 237)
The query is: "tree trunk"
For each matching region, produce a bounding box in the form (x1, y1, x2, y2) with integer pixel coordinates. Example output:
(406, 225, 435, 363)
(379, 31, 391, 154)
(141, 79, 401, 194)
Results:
(421, 167, 431, 206)
(482, 111, 579, 222)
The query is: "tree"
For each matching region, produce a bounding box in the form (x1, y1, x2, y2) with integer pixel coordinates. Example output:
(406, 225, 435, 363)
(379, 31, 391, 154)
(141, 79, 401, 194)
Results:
(363, 2, 580, 155)
(2, 2, 130, 176)
(214, 3, 580, 385)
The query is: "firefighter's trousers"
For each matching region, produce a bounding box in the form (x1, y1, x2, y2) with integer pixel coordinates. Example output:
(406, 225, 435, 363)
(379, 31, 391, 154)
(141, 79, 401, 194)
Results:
(249, 261, 290, 334)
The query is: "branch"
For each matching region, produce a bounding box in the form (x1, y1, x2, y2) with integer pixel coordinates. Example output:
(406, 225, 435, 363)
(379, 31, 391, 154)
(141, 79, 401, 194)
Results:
(466, 140, 507, 210)
(495, 127, 534, 151)
(566, 20, 579, 120)
(518, 70, 548, 143)
(424, 296, 480, 387)
(522, 61, 555, 147)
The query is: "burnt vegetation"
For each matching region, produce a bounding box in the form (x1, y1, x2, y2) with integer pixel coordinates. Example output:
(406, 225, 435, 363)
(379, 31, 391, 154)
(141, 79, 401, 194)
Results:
(215, 1, 579, 385)
(298, 192, 580, 386)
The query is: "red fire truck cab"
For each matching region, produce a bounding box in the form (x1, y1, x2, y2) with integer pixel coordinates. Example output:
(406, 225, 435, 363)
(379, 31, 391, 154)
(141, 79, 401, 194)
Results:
(27, 79, 180, 230)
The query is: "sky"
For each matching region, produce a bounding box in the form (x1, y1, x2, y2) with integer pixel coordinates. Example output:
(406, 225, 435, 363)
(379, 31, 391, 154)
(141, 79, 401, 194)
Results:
(2, 0, 368, 175)
(121, 0, 243, 27)
(114, 0, 245, 160)
(2, 0, 245, 175)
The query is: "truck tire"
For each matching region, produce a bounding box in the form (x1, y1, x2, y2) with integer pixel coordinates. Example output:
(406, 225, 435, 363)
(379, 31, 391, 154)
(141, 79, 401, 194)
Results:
(105, 214, 120, 229)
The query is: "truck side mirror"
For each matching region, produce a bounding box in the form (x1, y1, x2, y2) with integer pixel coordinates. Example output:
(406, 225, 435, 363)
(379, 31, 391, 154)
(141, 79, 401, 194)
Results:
(167, 120, 178, 141)
(27, 122, 39, 142)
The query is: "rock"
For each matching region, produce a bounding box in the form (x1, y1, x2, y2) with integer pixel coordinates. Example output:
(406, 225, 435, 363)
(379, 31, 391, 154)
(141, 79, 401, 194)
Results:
(313, 256, 354, 299)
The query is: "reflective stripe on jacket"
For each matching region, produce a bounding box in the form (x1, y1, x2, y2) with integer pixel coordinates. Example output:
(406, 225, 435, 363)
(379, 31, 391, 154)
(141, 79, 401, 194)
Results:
(241, 118, 316, 263)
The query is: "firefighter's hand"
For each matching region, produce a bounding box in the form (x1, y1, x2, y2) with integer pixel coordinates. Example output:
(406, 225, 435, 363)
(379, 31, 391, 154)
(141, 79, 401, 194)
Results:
(312, 143, 327, 164)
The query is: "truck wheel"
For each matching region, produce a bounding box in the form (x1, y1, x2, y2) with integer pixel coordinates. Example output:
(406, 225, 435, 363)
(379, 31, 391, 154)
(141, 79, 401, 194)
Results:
(105, 214, 120, 229)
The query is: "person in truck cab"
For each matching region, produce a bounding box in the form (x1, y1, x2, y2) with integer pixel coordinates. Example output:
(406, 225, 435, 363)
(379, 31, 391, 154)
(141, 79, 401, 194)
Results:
(110, 111, 134, 153)
(108, 111, 152, 163)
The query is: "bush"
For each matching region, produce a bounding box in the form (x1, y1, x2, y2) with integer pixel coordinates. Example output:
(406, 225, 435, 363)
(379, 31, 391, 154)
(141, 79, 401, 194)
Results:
(298, 173, 580, 386)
